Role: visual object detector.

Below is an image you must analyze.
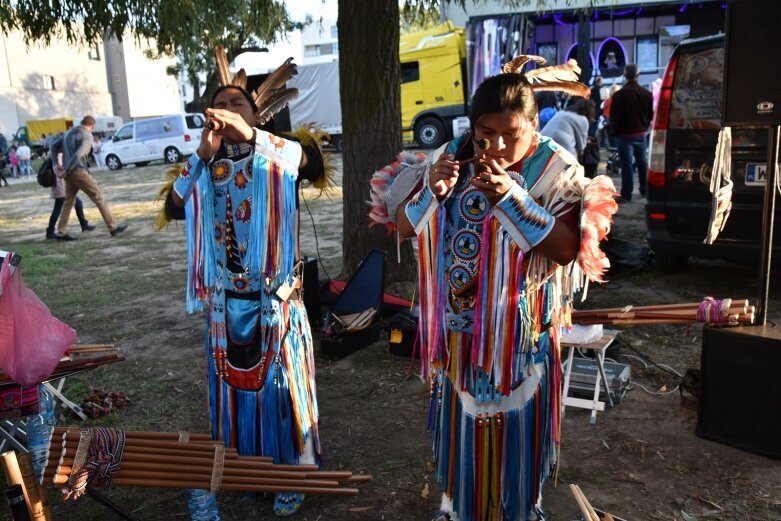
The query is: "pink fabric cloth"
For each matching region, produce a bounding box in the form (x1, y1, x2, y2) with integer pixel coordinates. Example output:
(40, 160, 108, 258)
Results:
(0, 255, 76, 385)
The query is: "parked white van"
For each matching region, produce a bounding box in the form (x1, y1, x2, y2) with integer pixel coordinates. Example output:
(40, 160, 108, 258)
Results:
(100, 113, 204, 170)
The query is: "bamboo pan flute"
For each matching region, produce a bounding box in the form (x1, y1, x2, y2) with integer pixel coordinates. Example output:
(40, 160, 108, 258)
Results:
(0, 344, 123, 383)
(571, 298, 755, 327)
(43, 427, 370, 496)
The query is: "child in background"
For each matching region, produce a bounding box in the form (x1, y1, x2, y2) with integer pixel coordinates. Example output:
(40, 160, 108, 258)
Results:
(8, 147, 18, 178)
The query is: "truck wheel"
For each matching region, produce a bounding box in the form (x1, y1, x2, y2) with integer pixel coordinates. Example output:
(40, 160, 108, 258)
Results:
(653, 251, 689, 271)
(165, 147, 182, 163)
(414, 118, 446, 148)
(105, 154, 122, 171)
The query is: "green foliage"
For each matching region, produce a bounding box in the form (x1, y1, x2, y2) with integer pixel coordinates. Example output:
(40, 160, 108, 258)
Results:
(1, 0, 305, 105)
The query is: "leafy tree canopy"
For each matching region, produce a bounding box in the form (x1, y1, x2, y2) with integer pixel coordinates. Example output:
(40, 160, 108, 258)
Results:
(1, 0, 307, 104)
(1, 0, 301, 53)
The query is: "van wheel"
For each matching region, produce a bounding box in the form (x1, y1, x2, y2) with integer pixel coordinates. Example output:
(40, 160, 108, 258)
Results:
(414, 118, 446, 148)
(105, 154, 122, 171)
(654, 251, 689, 271)
(165, 147, 182, 163)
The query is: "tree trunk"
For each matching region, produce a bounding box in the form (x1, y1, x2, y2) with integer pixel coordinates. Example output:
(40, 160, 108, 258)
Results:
(337, 0, 417, 285)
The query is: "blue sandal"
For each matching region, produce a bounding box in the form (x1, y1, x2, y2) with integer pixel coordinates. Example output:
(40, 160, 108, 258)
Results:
(273, 492, 305, 516)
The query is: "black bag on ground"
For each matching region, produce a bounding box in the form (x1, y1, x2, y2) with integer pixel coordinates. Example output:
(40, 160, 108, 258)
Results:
(580, 138, 601, 178)
(37, 156, 55, 188)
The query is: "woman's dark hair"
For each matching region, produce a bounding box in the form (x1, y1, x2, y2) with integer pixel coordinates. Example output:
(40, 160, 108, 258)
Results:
(469, 73, 538, 127)
(567, 98, 596, 122)
(211, 85, 258, 113)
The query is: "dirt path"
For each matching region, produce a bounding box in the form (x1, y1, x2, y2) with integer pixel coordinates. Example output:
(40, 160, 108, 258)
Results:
(0, 159, 779, 521)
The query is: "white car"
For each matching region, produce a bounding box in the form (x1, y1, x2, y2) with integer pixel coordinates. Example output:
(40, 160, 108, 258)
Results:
(100, 113, 204, 170)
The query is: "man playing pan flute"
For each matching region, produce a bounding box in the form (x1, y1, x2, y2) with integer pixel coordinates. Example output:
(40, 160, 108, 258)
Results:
(370, 57, 618, 520)
(163, 47, 332, 517)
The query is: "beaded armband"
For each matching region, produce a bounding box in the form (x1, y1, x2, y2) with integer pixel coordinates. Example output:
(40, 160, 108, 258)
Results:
(491, 183, 554, 252)
(173, 154, 207, 203)
(404, 182, 439, 236)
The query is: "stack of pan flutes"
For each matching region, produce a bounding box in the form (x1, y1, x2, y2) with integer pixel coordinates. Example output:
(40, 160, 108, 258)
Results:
(43, 427, 370, 497)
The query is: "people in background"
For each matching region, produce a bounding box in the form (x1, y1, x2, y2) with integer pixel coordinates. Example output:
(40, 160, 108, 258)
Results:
(540, 97, 594, 159)
(610, 64, 654, 202)
(15, 142, 31, 176)
(50, 116, 127, 239)
(46, 148, 95, 239)
(8, 146, 19, 178)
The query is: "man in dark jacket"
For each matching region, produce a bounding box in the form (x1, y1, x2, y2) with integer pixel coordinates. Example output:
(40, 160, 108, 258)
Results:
(610, 64, 654, 201)
(50, 116, 127, 240)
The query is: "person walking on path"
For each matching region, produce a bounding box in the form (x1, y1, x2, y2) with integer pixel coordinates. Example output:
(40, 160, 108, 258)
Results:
(50, 116, 127, 240)
(46, 150, 95, 239)
(610, 64, 654, 202)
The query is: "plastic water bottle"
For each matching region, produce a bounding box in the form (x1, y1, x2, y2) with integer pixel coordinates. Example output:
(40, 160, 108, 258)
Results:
(187, 489, 221, 521)
(26, 385, 56, 481)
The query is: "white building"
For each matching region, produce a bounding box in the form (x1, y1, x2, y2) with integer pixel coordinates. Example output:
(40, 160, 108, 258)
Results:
(0, 28, 182, 139)
(300, 18, 339, 65)
(104, 35, 182, 121)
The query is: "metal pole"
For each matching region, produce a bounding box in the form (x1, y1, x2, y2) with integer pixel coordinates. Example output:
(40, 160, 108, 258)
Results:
(756, 125, 779, 325)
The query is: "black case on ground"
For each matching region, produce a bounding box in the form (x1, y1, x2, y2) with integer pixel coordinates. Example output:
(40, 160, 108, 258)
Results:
(386, 308, 419, 359)
(320, 250, 386, 360)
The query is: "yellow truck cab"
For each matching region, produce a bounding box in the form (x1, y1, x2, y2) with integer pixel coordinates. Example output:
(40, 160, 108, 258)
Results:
(14, 118, 74, 152)
(400, 22, 467, 148)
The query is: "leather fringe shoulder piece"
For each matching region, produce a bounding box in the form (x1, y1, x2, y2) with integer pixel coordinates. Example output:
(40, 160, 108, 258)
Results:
(502, 54, 590, 98)
(154, 165, 183, 231)
(368, 151, 429, 234)
(577, 175, 619, 286)
(284, 124, 337, 196)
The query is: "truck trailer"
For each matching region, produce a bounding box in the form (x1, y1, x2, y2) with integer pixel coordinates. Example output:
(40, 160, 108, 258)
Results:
(285, 21, 469, 150)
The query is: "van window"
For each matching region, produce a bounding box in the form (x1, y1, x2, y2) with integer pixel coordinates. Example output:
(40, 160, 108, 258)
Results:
(669, 47, 724, 130)
(186, 115, 205, 129)
(113, 124, 133, 141)
(136, 117, 183, 140)
(401, 61, 420, 83)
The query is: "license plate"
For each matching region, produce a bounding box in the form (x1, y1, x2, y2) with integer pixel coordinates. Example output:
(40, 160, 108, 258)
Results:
(745, 163, 767, 186)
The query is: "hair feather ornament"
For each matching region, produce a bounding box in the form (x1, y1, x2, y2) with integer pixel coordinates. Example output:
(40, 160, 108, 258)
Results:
(503, 55, 590, 98)
(213, 47, 299, 124)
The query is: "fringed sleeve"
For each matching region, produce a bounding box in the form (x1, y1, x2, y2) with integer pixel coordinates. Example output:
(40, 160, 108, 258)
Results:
(490, 184, 555, 252)
(245, 130, 301, 285)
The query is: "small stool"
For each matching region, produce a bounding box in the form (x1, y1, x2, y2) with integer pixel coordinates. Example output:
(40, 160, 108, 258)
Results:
(561, 334, 617, 424)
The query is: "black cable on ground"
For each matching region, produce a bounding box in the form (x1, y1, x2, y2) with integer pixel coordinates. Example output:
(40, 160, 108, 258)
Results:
(301, 190, 333, 283)
(612, 332, 682, 379)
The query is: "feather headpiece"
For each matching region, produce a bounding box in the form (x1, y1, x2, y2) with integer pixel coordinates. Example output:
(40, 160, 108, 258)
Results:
(214, 46, 299, 125)
(503, 55, 590, 98)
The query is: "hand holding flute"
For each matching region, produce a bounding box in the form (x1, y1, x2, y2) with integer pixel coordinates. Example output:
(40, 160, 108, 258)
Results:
(198, 108, 255, 160)
(428, 138, 491, 199)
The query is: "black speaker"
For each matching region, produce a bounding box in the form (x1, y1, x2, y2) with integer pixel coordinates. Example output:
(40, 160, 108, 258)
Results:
(722, 0, 781, 126)
(696, 325, 781, 458)
(301, 257, 322, 328)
